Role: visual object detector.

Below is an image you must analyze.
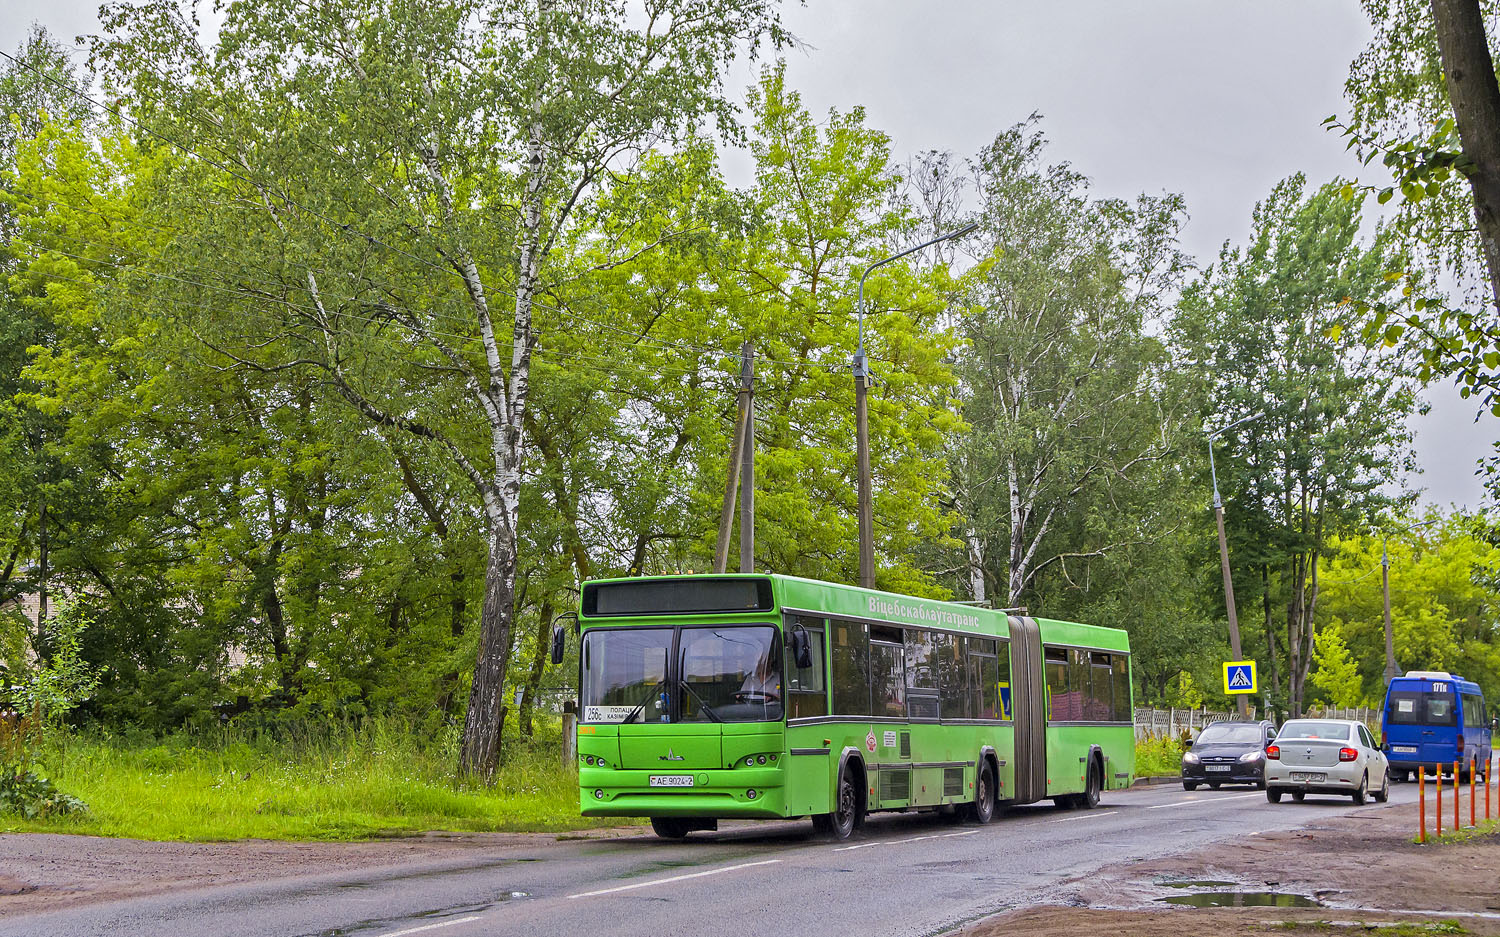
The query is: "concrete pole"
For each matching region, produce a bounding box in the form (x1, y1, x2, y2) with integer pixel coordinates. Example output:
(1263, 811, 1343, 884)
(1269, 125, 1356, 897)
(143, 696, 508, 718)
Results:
(739, 343, 756, 574)
(855, 359, 874, 588)
(1382, 539, 1398, 686)
(714, 395, 747, 574)
(1215, 503, 1250, 719)
(851, 223, 976, 592)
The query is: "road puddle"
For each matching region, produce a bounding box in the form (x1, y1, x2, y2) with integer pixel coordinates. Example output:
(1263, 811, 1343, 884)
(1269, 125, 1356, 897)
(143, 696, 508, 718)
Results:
(1158, 891, 1322, 908)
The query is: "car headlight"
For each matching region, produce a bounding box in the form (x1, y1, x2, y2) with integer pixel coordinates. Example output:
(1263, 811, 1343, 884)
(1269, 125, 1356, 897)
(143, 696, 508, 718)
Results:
(1182, 751, 1200, 764)
(1239, 750, 1264, 763)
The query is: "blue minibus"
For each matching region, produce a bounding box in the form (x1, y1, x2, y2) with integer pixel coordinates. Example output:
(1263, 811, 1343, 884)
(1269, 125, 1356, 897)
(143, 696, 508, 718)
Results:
(1382, 671, 1494, 781)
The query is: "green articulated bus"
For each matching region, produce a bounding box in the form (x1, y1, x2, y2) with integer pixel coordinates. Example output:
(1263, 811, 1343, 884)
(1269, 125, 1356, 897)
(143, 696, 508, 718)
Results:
(570, 573, 1134, 839)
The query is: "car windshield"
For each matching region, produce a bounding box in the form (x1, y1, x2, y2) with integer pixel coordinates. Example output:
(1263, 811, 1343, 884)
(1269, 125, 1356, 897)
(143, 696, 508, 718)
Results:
(579, 625, 782, 724)
(1195, 723, 1262, 745)
(1277, 721, 1351, 740)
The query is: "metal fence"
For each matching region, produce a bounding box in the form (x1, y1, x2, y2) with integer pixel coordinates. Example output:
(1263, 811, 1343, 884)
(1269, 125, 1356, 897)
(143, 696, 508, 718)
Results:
(1133, 704, 1379, 739)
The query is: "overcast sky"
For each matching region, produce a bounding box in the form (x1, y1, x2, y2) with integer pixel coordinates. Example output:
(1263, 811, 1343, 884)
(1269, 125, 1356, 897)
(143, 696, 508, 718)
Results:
(2, 0, 1491, 511)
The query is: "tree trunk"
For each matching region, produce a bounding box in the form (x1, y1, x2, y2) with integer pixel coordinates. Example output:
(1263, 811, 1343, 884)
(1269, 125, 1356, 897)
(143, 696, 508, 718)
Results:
(518, 596, 554, 738)
(460, 520, 519, 777)
(1431, 0, 1500, 311)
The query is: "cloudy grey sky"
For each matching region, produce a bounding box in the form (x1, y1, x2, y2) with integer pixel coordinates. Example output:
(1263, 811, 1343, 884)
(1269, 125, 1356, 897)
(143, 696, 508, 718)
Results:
(1, 0, 1491, 510)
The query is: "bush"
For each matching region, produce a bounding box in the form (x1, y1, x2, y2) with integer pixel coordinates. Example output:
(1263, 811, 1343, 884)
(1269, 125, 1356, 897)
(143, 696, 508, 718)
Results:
(1135, 735, 1185, 776)
(0, 766, 87, 818)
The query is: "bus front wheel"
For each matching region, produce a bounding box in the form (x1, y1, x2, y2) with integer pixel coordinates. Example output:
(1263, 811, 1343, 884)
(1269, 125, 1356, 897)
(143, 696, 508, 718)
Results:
(814, 765, 862, 840)
(650, 817, 693, 839)
(962, 761, 997, 824)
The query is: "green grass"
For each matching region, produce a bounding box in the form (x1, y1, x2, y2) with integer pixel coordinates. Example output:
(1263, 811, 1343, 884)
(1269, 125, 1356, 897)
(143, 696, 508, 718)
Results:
(1135, 735, 1186, 777)
(1, 718, 630, 841)
(1280, 923, 1467, 935)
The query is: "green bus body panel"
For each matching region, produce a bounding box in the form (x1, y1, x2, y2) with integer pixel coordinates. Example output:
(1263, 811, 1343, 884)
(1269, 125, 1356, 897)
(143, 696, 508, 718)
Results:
(575, 574, 1134, 820)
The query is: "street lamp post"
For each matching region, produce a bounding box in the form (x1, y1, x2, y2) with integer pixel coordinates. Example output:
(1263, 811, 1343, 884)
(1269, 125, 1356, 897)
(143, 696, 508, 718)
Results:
(1206, 411, 1264, 719)
(1382, 518, 1438, 686)
(854, 223, 977, 589)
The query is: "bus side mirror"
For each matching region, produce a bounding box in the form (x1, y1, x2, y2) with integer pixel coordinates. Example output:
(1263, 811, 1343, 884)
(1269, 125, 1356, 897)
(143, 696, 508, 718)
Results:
(550, 626, 566, 666)
(789, 627, 813, 670)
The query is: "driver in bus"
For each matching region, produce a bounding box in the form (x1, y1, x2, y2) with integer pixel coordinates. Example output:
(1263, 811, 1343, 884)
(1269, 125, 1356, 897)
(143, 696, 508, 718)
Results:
(737, 656, 781, 703)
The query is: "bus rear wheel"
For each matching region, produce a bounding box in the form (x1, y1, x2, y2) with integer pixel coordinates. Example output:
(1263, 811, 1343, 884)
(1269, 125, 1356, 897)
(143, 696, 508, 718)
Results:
(1078, 760, 1102, 809)
(962, 761, 997, 823)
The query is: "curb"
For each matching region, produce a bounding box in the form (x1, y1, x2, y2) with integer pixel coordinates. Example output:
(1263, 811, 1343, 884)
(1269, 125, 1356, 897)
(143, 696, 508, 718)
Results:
(1131, 775, 1181, 787)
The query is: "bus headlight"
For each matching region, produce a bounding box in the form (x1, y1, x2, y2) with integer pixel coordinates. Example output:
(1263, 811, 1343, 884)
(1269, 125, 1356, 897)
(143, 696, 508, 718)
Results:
(746, 789, 758, 800)
(594, 789, 604, 799)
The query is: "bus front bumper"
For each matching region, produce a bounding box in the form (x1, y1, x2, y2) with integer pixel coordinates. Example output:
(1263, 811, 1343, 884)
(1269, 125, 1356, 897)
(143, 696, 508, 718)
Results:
(579, 767, 788, 819)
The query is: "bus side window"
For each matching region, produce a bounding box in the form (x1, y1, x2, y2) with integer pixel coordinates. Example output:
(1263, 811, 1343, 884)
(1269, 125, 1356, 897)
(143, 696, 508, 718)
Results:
(938, 632, 969, 719)
(1044, 646, 1069, 721)
(995, 639, 1012, 721)
(785, 616, 828, 720)
(1111, 655, 1131, 722)
(831, 618, 872, 716)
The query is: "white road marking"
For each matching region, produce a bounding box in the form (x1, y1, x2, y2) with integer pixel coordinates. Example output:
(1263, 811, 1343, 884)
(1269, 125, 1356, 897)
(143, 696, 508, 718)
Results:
(565, 859, 782, 899)
(1146, 791, 1265, 810)
(831, 829, 979, 852)
(378, 916, 483, 937)
(1047, 810, 1117, 823)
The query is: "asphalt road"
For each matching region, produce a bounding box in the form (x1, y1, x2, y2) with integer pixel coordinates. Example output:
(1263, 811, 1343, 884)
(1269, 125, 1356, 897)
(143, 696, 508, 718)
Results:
(3, 781, 1425, 937)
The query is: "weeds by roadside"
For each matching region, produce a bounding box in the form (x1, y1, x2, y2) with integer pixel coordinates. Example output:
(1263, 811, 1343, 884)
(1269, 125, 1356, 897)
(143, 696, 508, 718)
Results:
(0, 716, 624, 841)
(1135, 735, 1186, 777)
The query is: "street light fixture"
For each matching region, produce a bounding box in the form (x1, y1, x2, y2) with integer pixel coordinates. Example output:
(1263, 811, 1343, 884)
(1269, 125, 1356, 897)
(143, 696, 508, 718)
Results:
(1381, 518, 1439, 686)
(853, 222, 978, 589)
(1205, 411, 1264, 718)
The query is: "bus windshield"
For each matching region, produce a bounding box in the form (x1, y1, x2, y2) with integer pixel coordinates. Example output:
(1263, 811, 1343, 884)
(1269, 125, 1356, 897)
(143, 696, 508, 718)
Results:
(580, 626, 782, 724)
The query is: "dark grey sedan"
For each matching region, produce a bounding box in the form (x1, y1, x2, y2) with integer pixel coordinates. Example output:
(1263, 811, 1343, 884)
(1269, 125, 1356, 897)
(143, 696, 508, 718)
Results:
(1181, 720, 1277, 790)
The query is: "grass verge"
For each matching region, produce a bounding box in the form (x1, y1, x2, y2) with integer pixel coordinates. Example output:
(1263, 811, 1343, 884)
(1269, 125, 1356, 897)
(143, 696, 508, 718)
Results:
(0, 719, 628, 841)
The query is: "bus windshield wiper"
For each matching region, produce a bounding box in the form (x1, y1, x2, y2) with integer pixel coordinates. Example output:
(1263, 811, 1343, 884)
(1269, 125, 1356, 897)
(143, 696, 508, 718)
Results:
(621, 679, 668, 725)
(679, 681, 722, 723)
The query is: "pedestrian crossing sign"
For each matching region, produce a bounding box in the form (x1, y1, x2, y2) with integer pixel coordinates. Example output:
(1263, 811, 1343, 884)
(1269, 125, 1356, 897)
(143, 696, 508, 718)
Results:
(1223, 660, 1258, 695)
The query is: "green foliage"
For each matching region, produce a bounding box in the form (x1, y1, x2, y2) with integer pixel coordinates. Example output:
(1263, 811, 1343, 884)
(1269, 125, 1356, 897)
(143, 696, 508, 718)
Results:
(1310, 624, 1365, 708)
(1134, 735, 1186, 777)
(1316, 515, 1500, 705)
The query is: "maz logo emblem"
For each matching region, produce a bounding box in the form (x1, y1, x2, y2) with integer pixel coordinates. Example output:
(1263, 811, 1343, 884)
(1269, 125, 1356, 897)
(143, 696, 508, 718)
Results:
(660, 748, 685, 762)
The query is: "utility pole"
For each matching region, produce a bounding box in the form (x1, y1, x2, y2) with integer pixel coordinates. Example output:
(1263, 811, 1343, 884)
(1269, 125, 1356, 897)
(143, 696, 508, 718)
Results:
(1382, 518, 1437, 686)
(739, 343, 755, 574)
(853, 223, 976, 589)
(714, 343, 755, 574)
(1206, 411, 1263, 719)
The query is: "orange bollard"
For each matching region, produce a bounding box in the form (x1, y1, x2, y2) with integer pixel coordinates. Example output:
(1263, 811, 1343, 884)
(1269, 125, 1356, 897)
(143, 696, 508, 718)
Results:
(1437, 770, 1443, 838)
(1455, 760, 1462, 830)
(1419, 770, 1427, 843)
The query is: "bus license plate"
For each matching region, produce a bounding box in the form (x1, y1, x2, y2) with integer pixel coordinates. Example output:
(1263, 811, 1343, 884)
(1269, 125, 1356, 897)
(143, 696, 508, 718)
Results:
(1290, 772, 1325, 782)
(1393, 746, 1418, 754)
(649, 775, 694, 788)
(1206, 765, 1231, 772)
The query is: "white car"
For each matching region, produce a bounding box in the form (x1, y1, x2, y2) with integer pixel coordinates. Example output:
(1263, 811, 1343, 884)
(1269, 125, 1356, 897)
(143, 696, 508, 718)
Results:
(1264, 718, 1390, 804)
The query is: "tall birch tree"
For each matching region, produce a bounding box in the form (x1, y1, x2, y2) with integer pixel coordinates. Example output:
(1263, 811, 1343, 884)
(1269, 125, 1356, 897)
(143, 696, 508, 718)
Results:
(90, 0, 783, 775)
